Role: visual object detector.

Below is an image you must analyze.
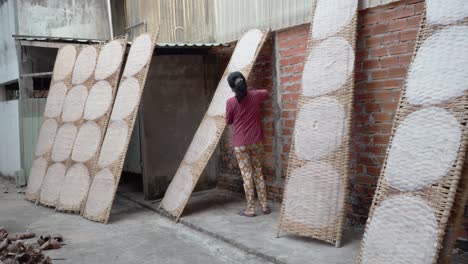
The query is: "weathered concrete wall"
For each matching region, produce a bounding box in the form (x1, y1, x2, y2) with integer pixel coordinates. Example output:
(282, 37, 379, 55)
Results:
(140, 54, 220, 200)
(0, 0, 19, 84)
(0, 100, 21, 178)
(17, 0, 111, 39)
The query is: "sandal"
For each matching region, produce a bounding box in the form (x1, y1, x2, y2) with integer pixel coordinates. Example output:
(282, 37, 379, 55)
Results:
(262, 206, 271, 215)
(238, 210, 256, 217)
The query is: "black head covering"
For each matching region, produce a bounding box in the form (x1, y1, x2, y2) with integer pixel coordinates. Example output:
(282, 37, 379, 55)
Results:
(227, 71, 247, 102)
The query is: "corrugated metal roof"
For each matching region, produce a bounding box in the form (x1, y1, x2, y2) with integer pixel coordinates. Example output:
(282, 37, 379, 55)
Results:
(13, 35, 228, 48)
(13, 35, 105, 44)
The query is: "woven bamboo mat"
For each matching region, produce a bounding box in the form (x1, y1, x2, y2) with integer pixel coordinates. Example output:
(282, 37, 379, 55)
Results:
(278, 0, 358, 247)
(357, 2, 468, 263)
(38, 44, 101, 208)
(55, 37, 128, 213)
(82, 32, 158, 223)
(25, 45, 77, 202)
(158, 29, 268, 221)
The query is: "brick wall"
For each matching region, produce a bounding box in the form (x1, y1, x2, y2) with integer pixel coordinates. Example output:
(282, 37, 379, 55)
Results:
(216, 0, 468, 241)
(350, 0, 423, 222)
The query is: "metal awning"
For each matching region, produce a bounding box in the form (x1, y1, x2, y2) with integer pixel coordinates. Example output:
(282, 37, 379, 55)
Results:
(13, 35, 228, 49)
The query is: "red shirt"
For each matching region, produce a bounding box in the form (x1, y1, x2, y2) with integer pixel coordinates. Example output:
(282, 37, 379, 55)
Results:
(225, 89, 268, 147)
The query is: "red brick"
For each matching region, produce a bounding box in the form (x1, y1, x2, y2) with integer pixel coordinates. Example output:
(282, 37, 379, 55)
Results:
(373, 135, 390, 145)
(363, 59, 380, 70)
(389, 43, 408, 55)
(373, 112, 393, 123)
(400, 29, 418, 41)
(359, 91, 399, 102)
(367, 80, 401, 89)
(407, 16, 421, 27)
(356, 50, 369, 60)
(372, 24, 389, 35)
(356, 175, 375, 185)
(383, 32, 400, 44)
(414, 2, 425, 15)
(365, 103, 381, 112)
(380, 56, 399, 68)
(388, 19, 407, 32)
(285, 83, 301, 92)
(366, 166, 383, 177)
(382, 101, 399, 112)
(389, 66, 407, 78)
(289, 56, 305, 65)
(398, 54, 413, 65)
(284, 119, 295, 128)
(355, 114, 371, 123)
(362, 13, 380, 25)
(366, 36, 383, 47)
(394, 7, 414, 19)
(370, 47, 388, 57)
(371, 69, 389, 80)
(283, 93, 299, 101)
(279, 58, 289, 67)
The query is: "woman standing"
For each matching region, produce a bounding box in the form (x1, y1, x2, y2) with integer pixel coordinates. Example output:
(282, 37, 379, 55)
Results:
(225, 71, 271, 217)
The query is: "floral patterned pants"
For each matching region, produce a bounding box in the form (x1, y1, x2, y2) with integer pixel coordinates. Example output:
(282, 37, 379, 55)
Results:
(234, 142, 267, 210)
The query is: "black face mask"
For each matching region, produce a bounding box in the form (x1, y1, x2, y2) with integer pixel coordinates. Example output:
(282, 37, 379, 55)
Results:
(228, 71, 248, 102)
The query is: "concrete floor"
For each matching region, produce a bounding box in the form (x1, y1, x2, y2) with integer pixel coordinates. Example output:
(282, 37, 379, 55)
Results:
(119, 184, 363, 264)
(119, 182, 468, 264)
(2, 177, 467, 264)
(0, 178, 269, 264)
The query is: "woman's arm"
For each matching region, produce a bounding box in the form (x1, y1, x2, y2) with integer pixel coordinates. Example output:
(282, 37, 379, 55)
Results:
(254, 89, 269, 101)
(225, 102, 234, 125)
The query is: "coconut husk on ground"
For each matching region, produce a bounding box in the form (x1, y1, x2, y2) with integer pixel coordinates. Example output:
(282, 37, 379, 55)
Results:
(0, 227, 63, 264)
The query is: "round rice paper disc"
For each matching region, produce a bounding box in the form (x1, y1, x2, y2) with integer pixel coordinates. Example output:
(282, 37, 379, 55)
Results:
(58, 163, 90, 209)
(294, 96, 345, 160)
(110, 77, 140, 121)
(206, 77, 233, 117)
(384, 107, 461, 192)
(94, 40, 123, 80)
(361, 195, 438, 264)
(51, 123, 78, 162)
(26, 157, 48, 196)
(98, 121, 129, 168)
(83, 80, 113, 120)
(40, 162, 67, 205)
(283, 161, 344, 227)
(406, 26, 468, 105)
(302, 37, 354, 97)
(426, 0, 468, 25)
(312, 0, 358, 40)
(84, 168, 115, 219)
(62, 85, 88, 122)
(184, 117, 218, 164)
(72, 46, 97, 85)
(44, 82, 68, 118)
(72, 121, 102, 163)
(228, 29, 263, 72)
(53, 45, 77, 81)
(35, 119, 58, 156)
(161, 165, 194, 213)
(123, 34, 153, 77)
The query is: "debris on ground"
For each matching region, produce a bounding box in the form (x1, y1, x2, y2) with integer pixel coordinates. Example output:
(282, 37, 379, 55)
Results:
(0, 227, 64, 264)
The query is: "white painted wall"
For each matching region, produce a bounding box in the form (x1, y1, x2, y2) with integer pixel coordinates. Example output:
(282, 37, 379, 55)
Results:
(0, 0, 19, 85)
(0, 100, 21, 177)
(17, 0, 111, 40)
